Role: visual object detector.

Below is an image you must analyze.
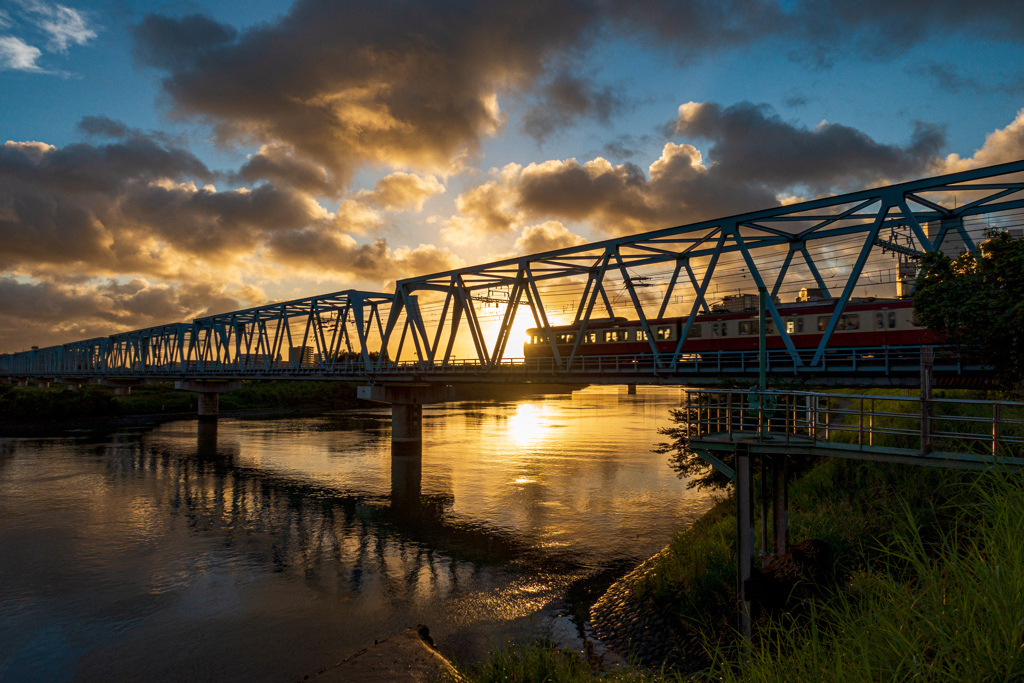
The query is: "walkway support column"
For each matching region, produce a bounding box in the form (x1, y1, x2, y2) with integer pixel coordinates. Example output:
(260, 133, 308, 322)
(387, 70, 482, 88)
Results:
(735, 443, 754, 653)
(175, 380, 242, 420)
(358, 384, 453, 457)
(773, 454, 788, 555)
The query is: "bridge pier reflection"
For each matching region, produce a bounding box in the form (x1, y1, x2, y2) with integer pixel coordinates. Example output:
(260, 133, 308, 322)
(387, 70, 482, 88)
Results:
(357, 384, 452, 456)
(197, 419, 219, 458)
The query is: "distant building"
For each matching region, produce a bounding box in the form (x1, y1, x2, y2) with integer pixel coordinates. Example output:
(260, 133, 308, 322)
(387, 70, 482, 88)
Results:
(795, 287, 825, 302)
(289, 346, 319, 365)
(237, 353, 275, 365)
(716, 292, 780, 313)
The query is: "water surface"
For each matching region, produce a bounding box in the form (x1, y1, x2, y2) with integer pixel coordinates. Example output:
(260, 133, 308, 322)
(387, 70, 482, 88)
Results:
(0, 386, 715, 682)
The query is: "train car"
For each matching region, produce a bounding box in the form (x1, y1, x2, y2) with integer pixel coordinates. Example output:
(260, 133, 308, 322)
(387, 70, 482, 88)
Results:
(523, 298, 935, 358)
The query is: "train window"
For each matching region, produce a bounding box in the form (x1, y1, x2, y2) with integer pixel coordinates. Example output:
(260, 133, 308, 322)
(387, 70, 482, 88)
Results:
(765, 318, 775, 334)
(556, 333, 576, 344)
(636, 330, 648, 341)
(786, 320, 795, 334)
(686, 325, 702, 338)
(817, 316, 830, 331)
(657, 326, 672, 340)
(603, 330, 624, 342)
(797, 318, 804, 333)
(739, 321, 756, 335)
(583, 332, 597, 343)
(713, 322, 720, 337)
(888, 312, 897, 329)
(721, 322, 728, 337)
(838, 314, 860, 330)
(876, 312, 885, 329)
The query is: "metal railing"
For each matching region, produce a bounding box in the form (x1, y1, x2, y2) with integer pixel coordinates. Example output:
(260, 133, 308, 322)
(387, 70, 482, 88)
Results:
(685, 388, 1024, 459)
(0, 345, 982, 381)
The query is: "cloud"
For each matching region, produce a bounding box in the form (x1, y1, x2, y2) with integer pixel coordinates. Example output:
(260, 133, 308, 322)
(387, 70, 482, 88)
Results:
(514, 221, 587, 254)
(0, 121, 460, 291)
(521, 69, 626, 142)
(131, 2, 601, 189)
(0, 276, 263, 351)
(0, 35, 44, 71)
(233, 144, 333, 195)
(443, 142, 776, 241)
(943, 108, 1024, 172)
(357, 172, 445, 212)
(267, 231, 463, 284)
(670, 101, 945, 192)
(21, 1, 96, 53)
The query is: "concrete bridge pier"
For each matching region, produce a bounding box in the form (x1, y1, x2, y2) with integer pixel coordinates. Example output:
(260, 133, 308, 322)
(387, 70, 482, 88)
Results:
(358, 384, 453, 457)
(97, 378, 146, 395)
(175, 380, 242, 420)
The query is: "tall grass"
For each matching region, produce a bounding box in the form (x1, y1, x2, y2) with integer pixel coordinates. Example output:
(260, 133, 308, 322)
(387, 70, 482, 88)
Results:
(703, 470, 1024, 682)
(446, 639, 680, 683)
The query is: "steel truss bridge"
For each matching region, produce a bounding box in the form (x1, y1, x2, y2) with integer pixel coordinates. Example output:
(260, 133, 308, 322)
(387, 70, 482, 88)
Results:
(3, 160, 1024, 388)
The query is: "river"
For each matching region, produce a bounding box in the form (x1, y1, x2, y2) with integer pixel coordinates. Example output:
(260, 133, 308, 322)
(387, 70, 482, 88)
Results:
(0, 386, 716, 683)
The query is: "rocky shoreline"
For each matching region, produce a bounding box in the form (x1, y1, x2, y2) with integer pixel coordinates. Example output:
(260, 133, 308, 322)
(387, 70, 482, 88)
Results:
(589, 548, 707, 672)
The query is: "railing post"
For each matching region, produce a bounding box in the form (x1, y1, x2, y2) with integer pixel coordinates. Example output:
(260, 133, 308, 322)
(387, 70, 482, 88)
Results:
(921, 346, 934, 455)
(858, 397, 864, 449)
(869, 398, 874, 447)
(993, 403, 1001, 457)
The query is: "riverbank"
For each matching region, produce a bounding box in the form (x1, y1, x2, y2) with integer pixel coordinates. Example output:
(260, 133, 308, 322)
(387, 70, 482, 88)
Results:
(449, 389, 1024, 681)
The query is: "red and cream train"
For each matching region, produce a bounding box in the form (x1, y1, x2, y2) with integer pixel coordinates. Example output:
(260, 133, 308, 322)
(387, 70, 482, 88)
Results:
(524, 297, 934, 358)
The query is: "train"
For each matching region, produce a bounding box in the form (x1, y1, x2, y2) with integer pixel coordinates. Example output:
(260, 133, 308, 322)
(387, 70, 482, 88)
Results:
(523, 296, 934, 357)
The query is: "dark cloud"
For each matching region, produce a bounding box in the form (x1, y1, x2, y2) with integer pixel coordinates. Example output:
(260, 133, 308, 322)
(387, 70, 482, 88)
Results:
(0, 276, 258, 352)
(670, 101, 945, 192)
(233, 144, 333, 195)
(77, 115, 130, 139)
(267, 232, 462, 284)
(521, 69, 626, 142)
(131, 2, 602, 188)
(908, 61, 986, 95)
(0, 125, 456, 283)
(784, 94, 808, 108)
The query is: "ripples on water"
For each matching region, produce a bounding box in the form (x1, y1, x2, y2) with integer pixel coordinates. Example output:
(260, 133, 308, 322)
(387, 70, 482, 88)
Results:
(0, 386, 716, 683)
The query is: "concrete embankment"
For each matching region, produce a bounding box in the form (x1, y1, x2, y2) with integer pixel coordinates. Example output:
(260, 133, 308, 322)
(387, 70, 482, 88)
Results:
(590, 549, 706, 671)
(302, 625, 460, 682)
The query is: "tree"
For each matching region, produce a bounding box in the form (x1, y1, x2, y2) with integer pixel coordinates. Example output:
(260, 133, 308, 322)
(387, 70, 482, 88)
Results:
(654, 396, 736, 491)
(913, 229, 1024, 392)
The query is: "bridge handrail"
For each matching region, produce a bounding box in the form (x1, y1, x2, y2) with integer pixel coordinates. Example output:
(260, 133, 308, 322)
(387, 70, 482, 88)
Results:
(684, 388, 1024, 460)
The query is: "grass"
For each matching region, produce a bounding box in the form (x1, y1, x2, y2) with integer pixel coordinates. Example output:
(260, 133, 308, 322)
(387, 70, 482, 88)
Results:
(443, 639, 681, 683)
(702, 470, 1024, 682)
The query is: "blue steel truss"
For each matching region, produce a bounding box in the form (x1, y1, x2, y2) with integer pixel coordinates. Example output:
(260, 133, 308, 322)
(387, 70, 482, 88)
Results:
(2, 159, 1023, 383)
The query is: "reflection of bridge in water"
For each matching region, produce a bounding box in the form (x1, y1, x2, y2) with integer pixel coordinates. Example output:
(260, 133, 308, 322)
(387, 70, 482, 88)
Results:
(99, 420, 583, 596)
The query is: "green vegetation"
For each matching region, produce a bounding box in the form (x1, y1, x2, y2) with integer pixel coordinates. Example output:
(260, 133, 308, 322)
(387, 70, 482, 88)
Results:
(914, 228, 1024, 392)
(705, 470, 1024, 682)
(0, 380, 366, 425)
(444, 639, 678, 683)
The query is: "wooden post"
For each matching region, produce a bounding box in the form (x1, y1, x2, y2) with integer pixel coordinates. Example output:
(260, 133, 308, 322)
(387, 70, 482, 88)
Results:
(736, 444, 754, 652)
(921, 346, 934, 455)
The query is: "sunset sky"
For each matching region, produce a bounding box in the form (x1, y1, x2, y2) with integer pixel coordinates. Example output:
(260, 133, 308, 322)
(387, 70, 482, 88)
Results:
(2, 0, 1024, 352)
